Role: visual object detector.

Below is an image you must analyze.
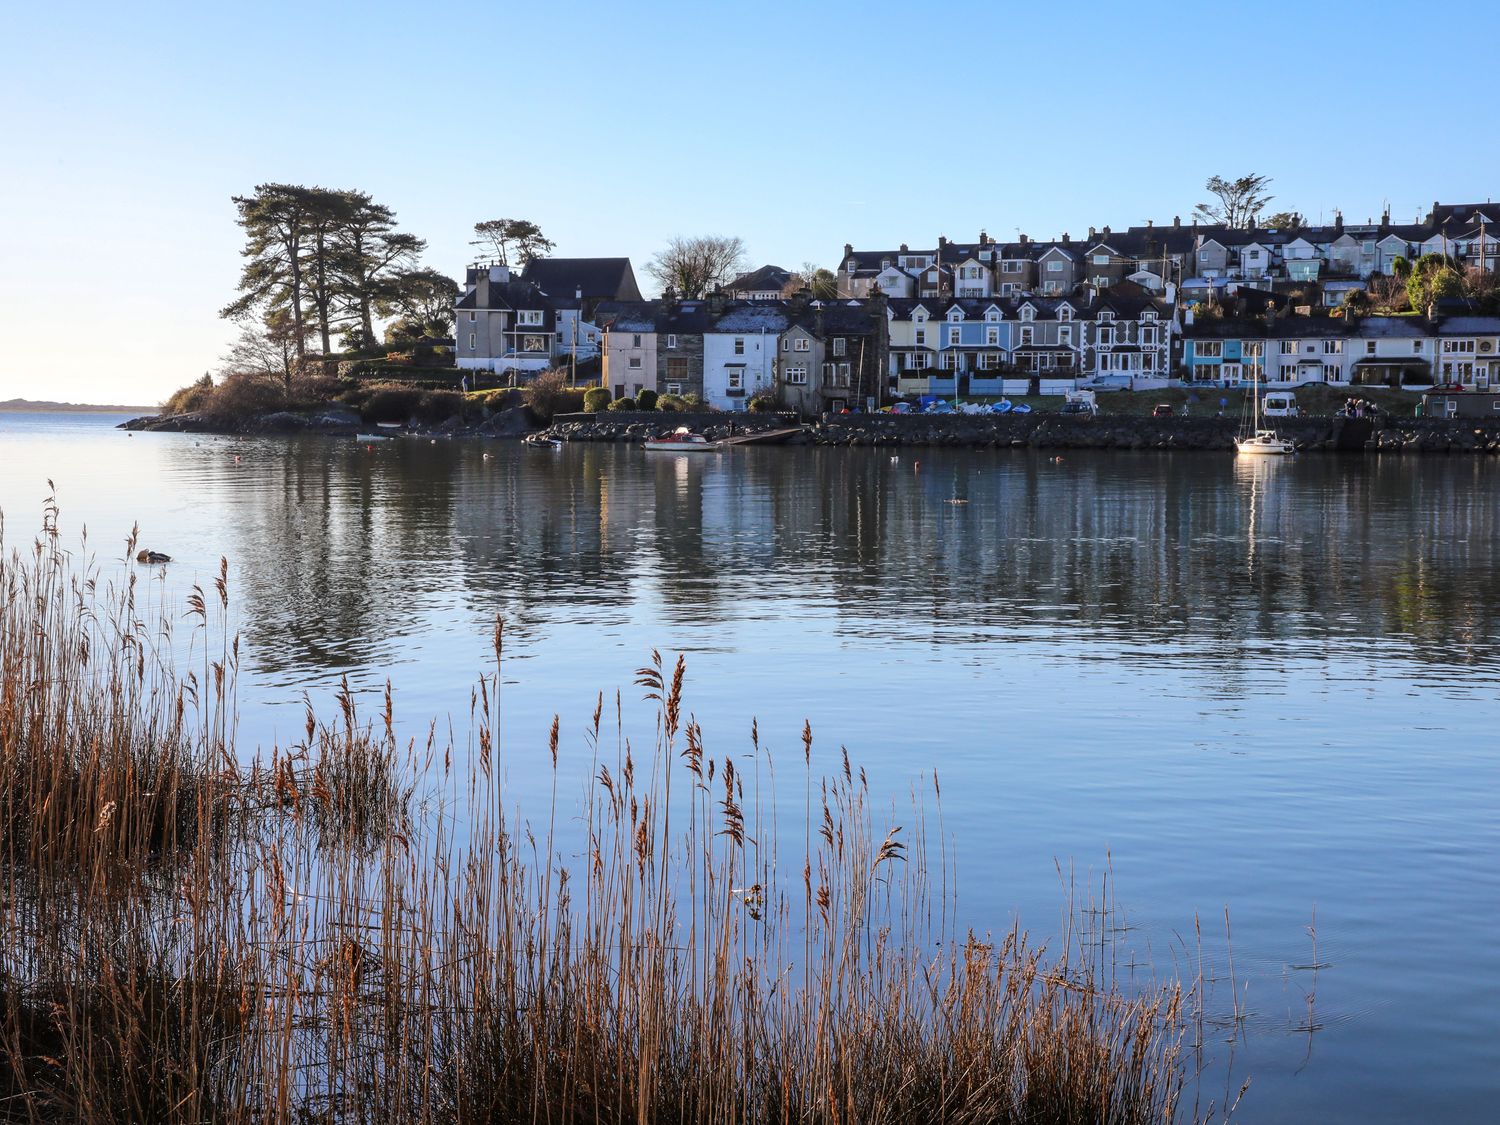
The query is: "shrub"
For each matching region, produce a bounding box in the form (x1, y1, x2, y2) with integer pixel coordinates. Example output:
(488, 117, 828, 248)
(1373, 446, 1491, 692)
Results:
(523, 370, 586, 424)
(359, 384, 427, 424)
(656, 394, 684, 413)
(583, 388, 611, 413)
(606, 397, 637, 412)
(682, 393, 703, 409)
(636, 389, 658, 411)
(484, 389, 521, 412)
(747, 388, 779, 413)
(162, 374, 214, 415)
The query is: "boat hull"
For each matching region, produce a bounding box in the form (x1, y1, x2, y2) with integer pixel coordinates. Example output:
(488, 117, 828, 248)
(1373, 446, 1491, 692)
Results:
(643, 441, 722, 452)
(1235, 438, 1295, 455)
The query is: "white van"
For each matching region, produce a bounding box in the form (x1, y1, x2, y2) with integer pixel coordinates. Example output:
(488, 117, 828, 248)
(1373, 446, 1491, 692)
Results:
(1262, 392, 1298, 417)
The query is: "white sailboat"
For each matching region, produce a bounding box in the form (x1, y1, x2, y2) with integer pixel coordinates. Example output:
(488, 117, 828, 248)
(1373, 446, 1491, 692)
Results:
(1235, 357, 1295, 456)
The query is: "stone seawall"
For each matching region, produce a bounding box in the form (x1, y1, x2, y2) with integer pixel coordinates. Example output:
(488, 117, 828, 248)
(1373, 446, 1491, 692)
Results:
(549, 411, 1500, 454)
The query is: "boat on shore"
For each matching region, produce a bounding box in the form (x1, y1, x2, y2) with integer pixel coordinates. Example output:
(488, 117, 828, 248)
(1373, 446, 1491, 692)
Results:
(523, 433, 563, 449)
(643, 427, 722, 452)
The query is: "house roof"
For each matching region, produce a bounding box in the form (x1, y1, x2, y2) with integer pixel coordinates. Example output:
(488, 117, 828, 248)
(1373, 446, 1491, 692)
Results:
(727, 264, 793, 293)
(520, 257, 642, 302)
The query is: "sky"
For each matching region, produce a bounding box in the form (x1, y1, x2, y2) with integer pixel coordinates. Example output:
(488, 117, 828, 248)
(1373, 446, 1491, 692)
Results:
(2, 0, 1497, 406)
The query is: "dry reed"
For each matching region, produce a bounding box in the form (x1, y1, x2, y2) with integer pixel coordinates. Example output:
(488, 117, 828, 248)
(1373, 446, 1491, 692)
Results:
(0, 506, 1197, 1123)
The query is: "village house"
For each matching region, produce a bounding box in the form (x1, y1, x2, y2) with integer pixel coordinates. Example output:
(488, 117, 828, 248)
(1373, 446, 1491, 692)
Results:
(725, 264, 794, 300)
(455, 265, 560, 379)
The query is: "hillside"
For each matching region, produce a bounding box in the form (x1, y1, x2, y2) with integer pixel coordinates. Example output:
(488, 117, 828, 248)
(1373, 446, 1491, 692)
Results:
(0, 398, 155, 414)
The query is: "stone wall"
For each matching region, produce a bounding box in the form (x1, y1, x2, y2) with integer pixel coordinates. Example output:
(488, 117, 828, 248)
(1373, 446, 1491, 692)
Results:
(549, 412, 797, 443)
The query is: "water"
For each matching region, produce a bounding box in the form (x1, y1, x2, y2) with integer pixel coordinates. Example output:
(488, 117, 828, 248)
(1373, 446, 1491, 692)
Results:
(3, 411, 1498, 1121)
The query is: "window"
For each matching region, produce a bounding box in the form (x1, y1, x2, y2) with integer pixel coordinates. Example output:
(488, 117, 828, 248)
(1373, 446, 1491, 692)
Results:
(727, 370, 744, 390)
(666, 334, 677, 349)
(1366, 340, 1377, 355)
(985, 327, 999, 345)
(847, 260, 857, 272)
(832, 338, 846, 356)
(785, 366, 808, 385)
(1095, 326, 1111, 345)
(467, 311, 475, 322)
(1197, 341, 1223, 358)
(794, 337, 810, 352)
(1099, 311, 1115, 322)
(948, 309, 962, 322)
(1003, 261, 1021, 273)
(628, 357, 642, 369)
(519, 310, 544, 326)
(1020, 326, 1033, 345)
(1060, 326, 1073, 345)
(631, 333, 642, 348)
(666, 358, 688, 381)
(468, 332, 476, 349)
(1324, 340, 1343, 354)
(1413, 339, 1423, 353)
(1047, 261, 1063, 272)
(1020, 306, 1035, 322)
(734, 337, 745, 355)
(907, 353, 931, 370)
(835, 363, 851, 387)
(1443, 339, 1477, 354)
(780, 338, 788, 351)
(948, 327, 960, 345)
(1143, 311, 1158, 322)
(915, 329, 926, 346)
(1000, 283, 1014, 296)
(1281, 340, 1298, 354)
(1141, 327, 1157, 346)
(980, 353, 1003, 370)
(985, 309, 1000, 322)
(666, 382, 683, 396)
(939, 352, 959, 370)
(523, 335, 546, 352)
(1059, 306, 1073, 322)
(1242, 342, 1262, 358)
(1093, 253, 1110, 265)
(1248, 249, 1262, 261)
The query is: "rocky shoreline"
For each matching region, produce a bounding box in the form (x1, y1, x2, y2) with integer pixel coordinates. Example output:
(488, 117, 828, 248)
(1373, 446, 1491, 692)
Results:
(121, 407, 1500, 454)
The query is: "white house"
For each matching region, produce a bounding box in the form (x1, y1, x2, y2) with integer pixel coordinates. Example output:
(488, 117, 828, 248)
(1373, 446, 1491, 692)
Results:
(702, 303, 786, 411)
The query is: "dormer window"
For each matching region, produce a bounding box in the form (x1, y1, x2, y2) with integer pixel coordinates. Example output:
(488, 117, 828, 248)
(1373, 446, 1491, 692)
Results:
(1020, 306, 1035, 322)
(880, 258, 890, 269)
(848, 260, 858, 272)
(1059, 306, 1073, 322)
(1099, 311, 1116, 322)
(985, 308, 1000, 322)
(1142, 311, 1158, 322)
(948, 309, 962, 322)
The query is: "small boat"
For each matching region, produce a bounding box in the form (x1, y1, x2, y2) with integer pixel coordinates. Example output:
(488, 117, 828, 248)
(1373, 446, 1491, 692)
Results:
(523, 433, 563, 449)
(1236, 364, 1294, 456)
(355, 432, 393, 442)
(643, 427, 722, 452)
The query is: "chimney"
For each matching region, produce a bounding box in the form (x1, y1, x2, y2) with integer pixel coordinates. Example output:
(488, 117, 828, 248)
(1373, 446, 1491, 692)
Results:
(476, 271, 490, 307)
(899, 243, 909, 252)
(1062, 232, 1070, 244)
(1146, 219, 1154, 229)
(1173, 215, 1181, 229)
(938, 235, 949, 251)
(1335, 211, 1344, 234)
(843, 242, 853, 260)
(1089, 226, 1096, 239)
(979, 229, 989, 244)
(1102, 225, 1111, 238)
(1381, 207, 1391, 227)
(708, 286, 725, 316)
(1019, 233, 1029, 246)
(662, 285, 678, 310)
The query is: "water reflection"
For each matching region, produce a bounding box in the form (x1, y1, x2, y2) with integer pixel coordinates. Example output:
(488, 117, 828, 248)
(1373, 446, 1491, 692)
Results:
(185, 441, 1500, 685)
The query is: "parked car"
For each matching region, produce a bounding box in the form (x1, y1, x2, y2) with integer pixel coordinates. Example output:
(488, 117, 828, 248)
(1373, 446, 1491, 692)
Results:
(1059, 401, 1096, 416)
(1151, 404, 1175, 417)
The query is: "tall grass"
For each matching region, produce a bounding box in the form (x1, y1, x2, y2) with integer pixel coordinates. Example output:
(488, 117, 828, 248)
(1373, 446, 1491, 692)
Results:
(0, 505, 1198, 1123)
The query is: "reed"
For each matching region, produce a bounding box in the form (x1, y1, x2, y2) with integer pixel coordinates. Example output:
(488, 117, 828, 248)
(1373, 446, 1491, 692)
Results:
(0, 507, 1197, 1123)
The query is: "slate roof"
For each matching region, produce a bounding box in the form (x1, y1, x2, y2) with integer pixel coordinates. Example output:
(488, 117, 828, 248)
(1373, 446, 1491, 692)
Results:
(456, 278, 550, 312)
(520, 257, 642, 302)
(727, 264, 793, 293)
(1434, 316, 1500, 335)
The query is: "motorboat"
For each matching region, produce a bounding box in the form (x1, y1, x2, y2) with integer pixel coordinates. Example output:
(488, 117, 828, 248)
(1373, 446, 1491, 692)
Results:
(523, 433, 563, 449)
(643, 427, 722, 452)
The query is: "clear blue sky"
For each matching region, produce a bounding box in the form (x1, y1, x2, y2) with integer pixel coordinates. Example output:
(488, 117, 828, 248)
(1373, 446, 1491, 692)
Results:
(2, 0, 1496, 405)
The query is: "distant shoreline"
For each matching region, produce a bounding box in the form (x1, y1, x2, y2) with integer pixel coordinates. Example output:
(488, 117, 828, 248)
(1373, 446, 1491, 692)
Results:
(1, 399, 155, 414)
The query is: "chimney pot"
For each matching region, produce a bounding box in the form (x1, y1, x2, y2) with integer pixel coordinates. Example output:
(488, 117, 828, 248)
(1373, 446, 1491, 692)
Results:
(1173, 215, 1181, 229)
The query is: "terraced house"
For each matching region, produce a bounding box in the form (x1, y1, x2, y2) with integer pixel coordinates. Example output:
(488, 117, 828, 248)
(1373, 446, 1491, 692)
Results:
(1182, 315, 1500, 389)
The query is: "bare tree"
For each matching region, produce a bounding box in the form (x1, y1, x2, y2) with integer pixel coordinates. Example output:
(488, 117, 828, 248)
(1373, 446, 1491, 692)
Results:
(646, 235, 747, 298)
(219, 312, 307, 393)
(1193, 174, 1274, 229)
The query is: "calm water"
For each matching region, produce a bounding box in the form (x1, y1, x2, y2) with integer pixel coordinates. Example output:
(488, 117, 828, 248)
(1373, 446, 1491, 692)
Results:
(2, 411, 1498, 1121)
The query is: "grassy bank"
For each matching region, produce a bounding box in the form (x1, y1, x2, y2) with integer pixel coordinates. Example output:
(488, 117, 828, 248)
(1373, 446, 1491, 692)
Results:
(0, 506, 1205, 1123)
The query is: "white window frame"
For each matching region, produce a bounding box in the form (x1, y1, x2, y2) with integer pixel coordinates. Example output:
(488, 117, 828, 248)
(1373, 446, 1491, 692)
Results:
(666, 334, 677, 349)
(832, 338, 846, 356)
(727, 370, 744, 390)
(794, 337, 811, 352)
(734, 337, 745, 355)
(784, 365, 808, 385)
(519, 310, 544, 326)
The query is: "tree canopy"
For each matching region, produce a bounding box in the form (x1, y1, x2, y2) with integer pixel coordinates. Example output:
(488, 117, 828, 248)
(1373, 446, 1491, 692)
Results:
(223, 183, 449, 368)
(470, 218, 554, 266)
(646, 235, 747, 299)
(1261, 211, 1300, 231)
(1193, 174, 1274, 229)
